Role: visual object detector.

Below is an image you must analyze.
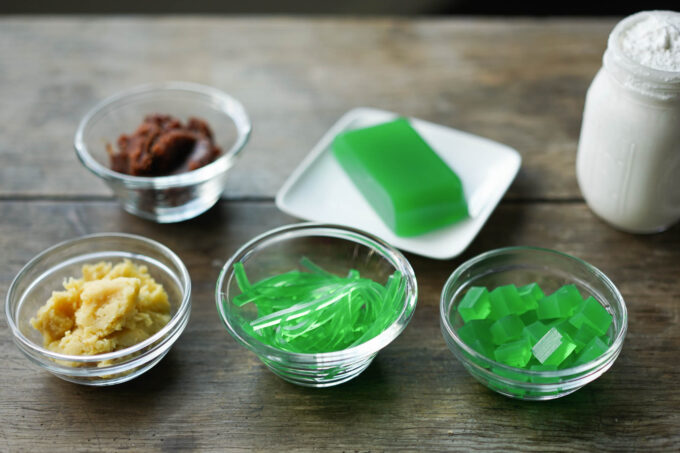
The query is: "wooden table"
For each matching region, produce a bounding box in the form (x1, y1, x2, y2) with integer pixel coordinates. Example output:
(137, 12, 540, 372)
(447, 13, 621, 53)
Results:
(1, 17, 679, 452)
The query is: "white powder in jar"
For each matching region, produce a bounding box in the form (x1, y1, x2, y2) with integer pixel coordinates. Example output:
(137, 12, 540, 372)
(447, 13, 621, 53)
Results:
(620, 10, 680, 72)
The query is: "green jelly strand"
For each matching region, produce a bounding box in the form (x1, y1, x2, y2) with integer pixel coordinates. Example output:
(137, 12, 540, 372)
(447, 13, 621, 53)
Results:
(232, 258, 404, 353)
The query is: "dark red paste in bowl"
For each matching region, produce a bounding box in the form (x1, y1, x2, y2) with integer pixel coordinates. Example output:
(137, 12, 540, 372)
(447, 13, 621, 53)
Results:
(107, 114, 222, 176)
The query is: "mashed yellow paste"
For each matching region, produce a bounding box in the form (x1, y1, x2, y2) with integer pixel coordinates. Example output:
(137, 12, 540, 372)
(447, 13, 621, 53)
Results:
(31, 260, 171, 360)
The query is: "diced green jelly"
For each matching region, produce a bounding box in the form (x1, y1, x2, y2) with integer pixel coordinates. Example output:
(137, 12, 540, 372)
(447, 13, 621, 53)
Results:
(529, 364, 560, 383)
(458, 286, 491, 322)
(490, 315, 525, 345)
(456, 319, 493, 346)
(494, 337, 532, 368)
(518, 283, 544, 310)
(520, 310, 538, 325)
(568, 322, 600, 352)
(332, 117, 467, 237)
(531, 327, 576, 366)
(574, 336, 609, 366)
(568, 296, 613, 336)
(489, 285, 526, 319)
(537, 285, 582, 320)
(492, 366, 530, 383)
(468, 339, 495, 359)
(523, 321, 550, 345)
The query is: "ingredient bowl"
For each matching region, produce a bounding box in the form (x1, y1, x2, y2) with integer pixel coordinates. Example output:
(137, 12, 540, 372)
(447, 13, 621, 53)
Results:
(216, 223, 418, 387)
(5, 233, 191, 385)
(440, 246, 627, 400)
(75, 81, 251, 223)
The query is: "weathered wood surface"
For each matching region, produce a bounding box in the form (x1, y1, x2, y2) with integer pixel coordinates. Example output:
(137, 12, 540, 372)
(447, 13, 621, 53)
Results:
(2, 16, 679, 453)
(0, 17, 611, 200)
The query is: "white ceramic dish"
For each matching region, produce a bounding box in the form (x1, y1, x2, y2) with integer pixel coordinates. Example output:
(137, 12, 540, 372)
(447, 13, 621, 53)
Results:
(276, 107, 521, 260)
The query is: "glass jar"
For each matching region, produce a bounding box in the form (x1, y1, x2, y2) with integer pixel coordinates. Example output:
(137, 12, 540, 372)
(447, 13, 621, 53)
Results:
(576, 11, 680, 233)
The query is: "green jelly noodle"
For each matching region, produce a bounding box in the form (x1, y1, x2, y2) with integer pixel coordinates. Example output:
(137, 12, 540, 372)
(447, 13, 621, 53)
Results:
(230, 258, 405, 353)
(455, 282, 613, 380)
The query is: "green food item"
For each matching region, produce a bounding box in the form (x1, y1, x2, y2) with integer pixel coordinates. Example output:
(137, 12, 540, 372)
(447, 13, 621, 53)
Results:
(332, 118, 467, 237)
(488, 285, 525, 319)
(574, 336, 609, 366)
(529, 364, 559, 383)
(455, 282, 613, 374)
(531, 327, 577, 366)
(518, 283, 544, 311)
(231, 258, 405, 353)
(537, 285, 582, 320)
(458, 286, 491, 322)
(490, 315, 525, 345)
(569, 296, 613, 336)
(494, 337, 532, 367)
(522, 320, 550, 344)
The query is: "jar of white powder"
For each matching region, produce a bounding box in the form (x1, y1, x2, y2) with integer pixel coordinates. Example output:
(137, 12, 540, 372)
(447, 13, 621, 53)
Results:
(576, 10, 680, 233)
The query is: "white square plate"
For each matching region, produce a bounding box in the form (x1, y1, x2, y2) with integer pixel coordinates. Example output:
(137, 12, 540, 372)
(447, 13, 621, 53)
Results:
(275, 107, 521, 260)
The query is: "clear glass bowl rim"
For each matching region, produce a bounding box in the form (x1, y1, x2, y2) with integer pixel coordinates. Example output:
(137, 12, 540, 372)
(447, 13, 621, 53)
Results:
(74, 81, 252, 188)
(215, 222, 418, 363)
(440, 245, 628, 380)
(5, 232, 192, 365)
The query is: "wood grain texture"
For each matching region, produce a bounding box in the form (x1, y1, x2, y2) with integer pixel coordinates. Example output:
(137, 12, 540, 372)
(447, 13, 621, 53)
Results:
(1, 201, 678, 452)
(0, 17, 610, 200)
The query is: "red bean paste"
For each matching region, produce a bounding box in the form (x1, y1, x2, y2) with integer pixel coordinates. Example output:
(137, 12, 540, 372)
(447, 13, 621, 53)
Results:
(107, 114, 222, 176)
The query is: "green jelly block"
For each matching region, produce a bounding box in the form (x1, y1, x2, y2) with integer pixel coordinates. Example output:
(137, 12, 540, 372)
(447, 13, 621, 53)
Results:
(529, 364, 559, 383)
(332, 118, 467, 237)
(568, 322, 600, 353)
(518, 283, 544, 311)
(468, 338, 495, 359)
(458, 287, 491, 322)
(537, 285, 582, 320)
(492, 366, 530, 383)
(456, 320, 493, 347)
(523, 321, 550, 345)
(490, 315, 525, 345)
(531, 327, 577, 366)
(520, 310, 538, 325)
(568, 296, 613, 336)
(574, 336, 609, 366)
(489, 285, 525, 319)
(494, 337, 532, 368)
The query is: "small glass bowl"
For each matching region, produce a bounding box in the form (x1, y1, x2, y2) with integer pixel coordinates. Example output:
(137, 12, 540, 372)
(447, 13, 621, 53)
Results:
(75, 82, 251, 223)
(5, 233, 191, 386)
(216, 223, 418, 388)
(440, 246, 627, 400)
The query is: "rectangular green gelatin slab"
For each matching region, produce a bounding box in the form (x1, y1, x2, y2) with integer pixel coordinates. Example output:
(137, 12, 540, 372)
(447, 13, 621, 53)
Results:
(332, 118, 467, 237)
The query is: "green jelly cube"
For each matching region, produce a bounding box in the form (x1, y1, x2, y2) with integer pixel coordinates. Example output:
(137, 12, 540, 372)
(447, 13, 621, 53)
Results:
(520, 309, 538, 325)
(489, 285, 525, 319)
(537, 284, 582, 320)
(332, 118, 467, 237)
(568, 296, 613, 336)
(568, 322, 600, 353)
(574, 336, 609, 366)
(518, 283, 544, 311)
(490, 315, 525, 345)
(531, 327, 577, 366)
(458, 287, 491, 322)
(456, 319, 493, 347)
(467, 338, 495, 359)
(494, 337, 532, 368)
(523, 321, 550, 345)
(529, 364, 559, 383)
(492, 366, 530, 383)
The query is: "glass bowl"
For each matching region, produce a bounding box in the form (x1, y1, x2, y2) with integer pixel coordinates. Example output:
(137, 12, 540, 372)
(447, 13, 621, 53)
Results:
(215, 223, 418, 388)
(440, 246, 627, 400)
(5, 233, 191, 386)
(74, 82, 251, 223)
